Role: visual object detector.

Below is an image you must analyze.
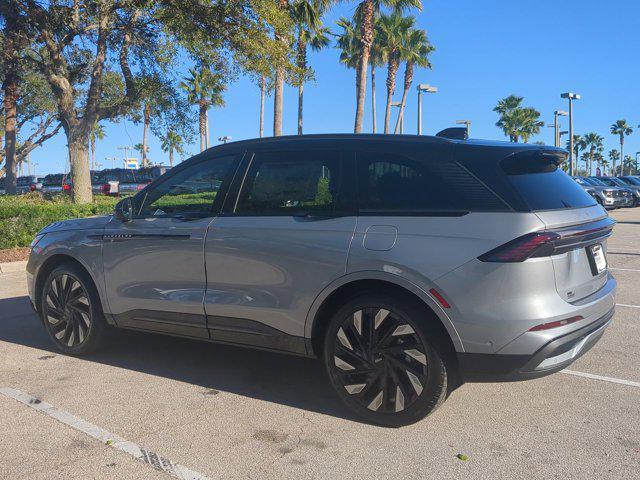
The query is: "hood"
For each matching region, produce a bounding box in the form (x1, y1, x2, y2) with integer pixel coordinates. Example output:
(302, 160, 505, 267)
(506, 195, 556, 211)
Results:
(39, 215, 112, 235)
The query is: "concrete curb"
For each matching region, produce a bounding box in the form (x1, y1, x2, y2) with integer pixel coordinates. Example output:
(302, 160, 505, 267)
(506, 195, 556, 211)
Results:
(0, 260, 27, 275)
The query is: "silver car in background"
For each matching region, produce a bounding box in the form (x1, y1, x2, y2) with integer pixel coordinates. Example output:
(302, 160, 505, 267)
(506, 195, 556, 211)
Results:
(26, 135, 616, 426)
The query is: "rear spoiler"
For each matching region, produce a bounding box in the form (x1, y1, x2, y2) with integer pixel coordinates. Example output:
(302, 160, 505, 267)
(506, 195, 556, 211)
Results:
(501, 148, 569, 175)
(435, 127, 468, 140)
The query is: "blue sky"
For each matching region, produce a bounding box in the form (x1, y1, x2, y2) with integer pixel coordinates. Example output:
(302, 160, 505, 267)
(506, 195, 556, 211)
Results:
(25, 0, 640, 176)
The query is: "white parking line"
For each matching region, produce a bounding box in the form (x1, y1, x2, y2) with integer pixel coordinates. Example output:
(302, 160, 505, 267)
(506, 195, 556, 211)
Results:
(610, 267, 640, 272)
(616, 303, 640, 309)
(562, 370, 640, 388)
(0, 387, 211, 480)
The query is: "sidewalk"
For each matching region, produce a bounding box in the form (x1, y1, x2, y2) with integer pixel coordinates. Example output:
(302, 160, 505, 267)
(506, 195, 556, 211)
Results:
(0, 260, 27, 275)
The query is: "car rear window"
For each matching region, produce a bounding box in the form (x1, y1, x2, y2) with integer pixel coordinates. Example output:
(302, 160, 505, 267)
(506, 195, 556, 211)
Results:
(502, 153, 596, 210)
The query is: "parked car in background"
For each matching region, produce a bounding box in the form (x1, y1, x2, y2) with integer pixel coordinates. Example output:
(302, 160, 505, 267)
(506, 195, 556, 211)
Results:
(618, 176, 640, 187)
(17, 175, 45, 194)
(27, 135, 616, 426)
(611, 176, 640, 206)
(591, 176, 638, 207)
(572, 177, 626, 209)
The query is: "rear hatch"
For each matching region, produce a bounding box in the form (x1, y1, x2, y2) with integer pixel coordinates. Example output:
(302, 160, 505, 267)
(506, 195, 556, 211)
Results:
(500, 149, 613, 302)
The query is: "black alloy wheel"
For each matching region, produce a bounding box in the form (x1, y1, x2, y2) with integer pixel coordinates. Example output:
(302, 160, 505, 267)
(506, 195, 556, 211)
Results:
(324, 294, 448, 427)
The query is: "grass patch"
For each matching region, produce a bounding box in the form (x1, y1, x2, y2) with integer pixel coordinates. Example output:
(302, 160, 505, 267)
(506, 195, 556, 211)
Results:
(0, 193, 120, 249)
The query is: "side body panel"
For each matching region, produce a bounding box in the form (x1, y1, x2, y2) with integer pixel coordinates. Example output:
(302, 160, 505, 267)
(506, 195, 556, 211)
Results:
(101, 215, 213, 338)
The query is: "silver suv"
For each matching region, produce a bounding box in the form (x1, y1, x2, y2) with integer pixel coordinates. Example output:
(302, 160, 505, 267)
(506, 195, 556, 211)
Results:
(27, 135, 616, 426)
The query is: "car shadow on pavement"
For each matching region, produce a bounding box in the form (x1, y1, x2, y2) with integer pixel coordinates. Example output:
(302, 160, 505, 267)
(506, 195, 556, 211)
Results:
(0, 295, 359, 423)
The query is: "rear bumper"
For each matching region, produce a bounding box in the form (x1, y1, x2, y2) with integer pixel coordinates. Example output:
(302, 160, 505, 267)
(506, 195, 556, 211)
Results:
(457, 307, 614, 382)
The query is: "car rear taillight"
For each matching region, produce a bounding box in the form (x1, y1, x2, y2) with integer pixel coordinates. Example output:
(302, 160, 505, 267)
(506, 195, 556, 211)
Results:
(62, 183, 71, 191)
(478, 232, 560, 263)
(101, 183, 111, 194)
(528, 315, 583, 332)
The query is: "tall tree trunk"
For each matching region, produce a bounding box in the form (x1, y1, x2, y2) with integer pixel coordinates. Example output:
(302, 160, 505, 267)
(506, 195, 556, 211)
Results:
(259, 76, 266, 138)
(620, 137, 624, 176)
(298, 83, 304, 135)
(91, 139, 96, 170)
(169, 147, 174, 167)
(355, 0, 375, 134)
(273, 68, 284, 136)
(273, 0, 289, 137)
(205, 109, 210, 148)
(297, 30, 306, 135)
(199, 100, 206, 152)
(383, 56, 399, 134)
(3, 76, 18, 195)
(394, 62, 413, 135)
(142, 102, 150, 166)
(67, 130, 93, 204)
(371, 65, 377, 133)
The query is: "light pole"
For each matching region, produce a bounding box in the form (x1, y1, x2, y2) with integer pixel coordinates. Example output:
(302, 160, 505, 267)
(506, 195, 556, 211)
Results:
(560, 93, 580, 175)
(391, 102, 403, 134)
(417, 84, 438, 135)
(218, 136, 232, 144)
(456, 120, 471, 138)
(553, 110, 568, 147)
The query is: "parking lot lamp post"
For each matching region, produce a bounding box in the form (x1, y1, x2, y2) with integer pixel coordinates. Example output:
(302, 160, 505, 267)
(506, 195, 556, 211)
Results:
(553, 110, 568, 147)
(391, 102, 403, 134)
(456, 120, 471, 138)
(416, 84, 438, 135)
(560, 93, 580, 175)
(218, 136, 232, 144)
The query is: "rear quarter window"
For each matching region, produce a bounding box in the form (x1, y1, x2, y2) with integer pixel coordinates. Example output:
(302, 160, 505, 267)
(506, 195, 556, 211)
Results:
(357, 151, 508, 214)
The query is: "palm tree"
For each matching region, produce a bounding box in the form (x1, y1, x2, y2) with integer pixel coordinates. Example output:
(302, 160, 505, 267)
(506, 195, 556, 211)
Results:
(494, 95, 544, 142)
(291, 1, 331, 135)
(610, 120, 633, 176)
(273, 0, 291, 137)
(607, 149, 620, 176)
(369, 18, 386, 133)
(351, 0, 422, 133)
(89, 123, 105, 171)
(394, 26, 433, 134)
(160, 131, 184, 167)
(599, 155, 609, 176)
(180, 67, 226, 152)
(377, 12, 413, 134)
(582, 133, 604, 175)
(565, 135, 585, 168)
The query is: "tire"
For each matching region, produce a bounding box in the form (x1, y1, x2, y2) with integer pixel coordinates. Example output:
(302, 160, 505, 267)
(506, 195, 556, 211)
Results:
(323, 293, 448, 427)
(40, 263, 108, 355)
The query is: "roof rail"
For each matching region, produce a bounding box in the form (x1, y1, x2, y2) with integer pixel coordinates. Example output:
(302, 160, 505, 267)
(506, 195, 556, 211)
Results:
(435, 127, 468, 140)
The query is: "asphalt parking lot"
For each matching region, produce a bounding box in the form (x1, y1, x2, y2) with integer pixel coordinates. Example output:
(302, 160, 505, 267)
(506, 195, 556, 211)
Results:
(1, 209, 639, 480)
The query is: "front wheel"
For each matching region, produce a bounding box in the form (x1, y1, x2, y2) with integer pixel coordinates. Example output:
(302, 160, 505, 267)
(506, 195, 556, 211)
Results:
(323, 294, 448, 427)
(40, 264, 108, 355)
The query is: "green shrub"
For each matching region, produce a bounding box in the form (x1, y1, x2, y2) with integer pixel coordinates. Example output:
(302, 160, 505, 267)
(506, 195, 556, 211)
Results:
(0, 193, 120, 249)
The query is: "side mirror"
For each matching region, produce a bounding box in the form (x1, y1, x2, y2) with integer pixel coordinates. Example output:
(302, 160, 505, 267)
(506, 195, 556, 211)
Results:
(114, 197, 133, 222)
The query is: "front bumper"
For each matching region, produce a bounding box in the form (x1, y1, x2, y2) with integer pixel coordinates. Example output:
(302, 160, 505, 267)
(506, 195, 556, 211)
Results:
(457, 307, 614, 382)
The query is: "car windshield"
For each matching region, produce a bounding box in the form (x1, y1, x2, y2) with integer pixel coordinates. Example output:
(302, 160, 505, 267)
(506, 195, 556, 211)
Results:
(623, 177, 640, 186)
(610, 178, 628, 187)
(587, 177, 606, 186)
(573, 177, 589, 186)
(594, 177, 617, 187)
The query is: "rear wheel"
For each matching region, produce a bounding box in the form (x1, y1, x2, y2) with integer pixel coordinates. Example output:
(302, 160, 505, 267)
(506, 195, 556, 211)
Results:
(323, 293, 448, 427)
(40, 264, 108, 355)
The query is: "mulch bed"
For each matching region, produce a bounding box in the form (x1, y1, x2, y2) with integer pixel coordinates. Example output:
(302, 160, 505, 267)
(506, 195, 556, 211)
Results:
(0, 247, 30, 263)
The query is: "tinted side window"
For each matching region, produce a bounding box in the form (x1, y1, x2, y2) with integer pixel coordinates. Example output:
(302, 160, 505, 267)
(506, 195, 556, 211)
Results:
(357, 151, 507, 213)
(235, 151, 341, 215)
(135, 155, 235, 217)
